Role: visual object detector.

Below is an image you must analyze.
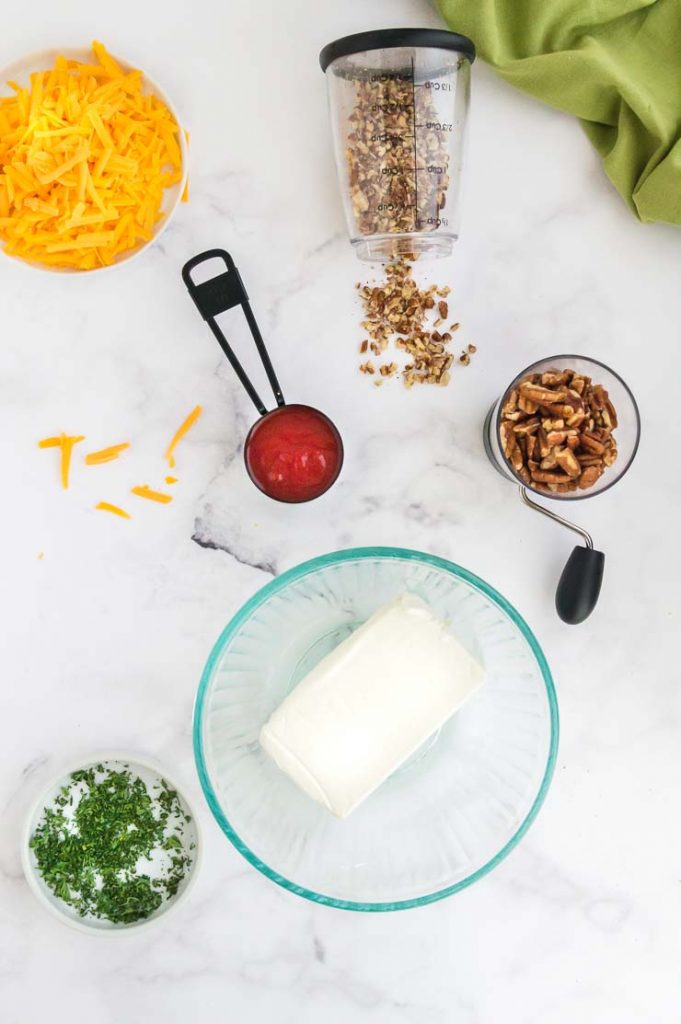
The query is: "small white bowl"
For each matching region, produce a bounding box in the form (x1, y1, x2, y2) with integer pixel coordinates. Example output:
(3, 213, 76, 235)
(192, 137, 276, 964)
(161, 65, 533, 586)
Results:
(22, 753, 201, 934)
(0, 47, 188, 274)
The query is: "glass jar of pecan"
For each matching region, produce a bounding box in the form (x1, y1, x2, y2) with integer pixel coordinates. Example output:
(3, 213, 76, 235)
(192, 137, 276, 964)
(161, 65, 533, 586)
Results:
(320, 29, 475, 262)
(483, 355, 640, 625)
(484, 355, 641, 501)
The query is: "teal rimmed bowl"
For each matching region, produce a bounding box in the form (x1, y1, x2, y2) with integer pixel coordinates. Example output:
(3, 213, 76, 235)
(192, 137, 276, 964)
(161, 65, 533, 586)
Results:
(194, 547, 558, 911)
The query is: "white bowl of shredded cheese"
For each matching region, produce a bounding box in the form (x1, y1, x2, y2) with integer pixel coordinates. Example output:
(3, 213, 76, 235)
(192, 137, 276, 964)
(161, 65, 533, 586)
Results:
(0, 44, 188, 273)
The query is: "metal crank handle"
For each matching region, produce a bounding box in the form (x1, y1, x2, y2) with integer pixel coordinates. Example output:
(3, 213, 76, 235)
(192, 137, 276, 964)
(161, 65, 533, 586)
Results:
(519, 486, 604, 625)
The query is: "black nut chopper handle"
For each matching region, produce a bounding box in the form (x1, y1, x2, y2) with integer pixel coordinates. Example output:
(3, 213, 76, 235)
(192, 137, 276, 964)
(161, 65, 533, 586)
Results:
(555, 546, 605, 625)
(182, 249, 285, 416)
(519, 487, 604, 624)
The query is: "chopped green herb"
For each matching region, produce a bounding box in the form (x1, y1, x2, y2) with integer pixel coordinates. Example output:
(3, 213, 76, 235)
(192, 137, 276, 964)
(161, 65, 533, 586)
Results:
(30, 764, 193, 924)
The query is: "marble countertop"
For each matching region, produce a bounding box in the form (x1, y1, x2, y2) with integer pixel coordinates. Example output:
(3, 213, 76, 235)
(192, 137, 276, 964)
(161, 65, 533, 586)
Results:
(2, 1, 680, 1021)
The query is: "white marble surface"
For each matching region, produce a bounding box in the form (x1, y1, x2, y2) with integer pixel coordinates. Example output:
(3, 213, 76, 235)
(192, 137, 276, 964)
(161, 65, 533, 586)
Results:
(1, 1, 680, 1021)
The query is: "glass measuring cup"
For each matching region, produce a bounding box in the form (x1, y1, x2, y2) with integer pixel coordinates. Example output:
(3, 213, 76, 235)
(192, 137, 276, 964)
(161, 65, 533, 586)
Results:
(320, 28, 475, 262)
(484, 355, 641, 623)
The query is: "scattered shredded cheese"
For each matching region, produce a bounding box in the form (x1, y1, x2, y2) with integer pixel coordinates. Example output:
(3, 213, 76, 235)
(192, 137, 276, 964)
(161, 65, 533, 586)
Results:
(96, 501, 131, 519)
(131, 485, 172, 504)
(164, 405, 202, 468)
(0, 42, 183, 269)
(38, 433, 85, 488)
(85, 442, 130, 465)
(38, 405, 202, 511)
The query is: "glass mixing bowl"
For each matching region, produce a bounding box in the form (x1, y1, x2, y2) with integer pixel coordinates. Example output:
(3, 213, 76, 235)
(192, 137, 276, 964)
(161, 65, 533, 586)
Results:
(194, 547, 558, 911)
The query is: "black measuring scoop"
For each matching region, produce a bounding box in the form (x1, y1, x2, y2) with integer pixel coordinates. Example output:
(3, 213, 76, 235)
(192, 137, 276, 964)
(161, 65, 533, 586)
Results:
(182, 250, 343, 503)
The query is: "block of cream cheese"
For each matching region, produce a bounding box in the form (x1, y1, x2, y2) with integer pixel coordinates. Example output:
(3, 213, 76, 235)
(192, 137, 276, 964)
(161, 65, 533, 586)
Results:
(260, 593, 484, 818)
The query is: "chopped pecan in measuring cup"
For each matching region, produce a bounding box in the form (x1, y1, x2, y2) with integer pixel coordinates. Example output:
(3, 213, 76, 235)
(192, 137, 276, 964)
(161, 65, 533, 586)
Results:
(346, 72, 449, 236)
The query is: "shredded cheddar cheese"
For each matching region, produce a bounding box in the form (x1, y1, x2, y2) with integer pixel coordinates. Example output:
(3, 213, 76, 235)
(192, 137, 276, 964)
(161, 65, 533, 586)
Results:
(0, 42, 183, 270)
(38, 433, 85, 488)
(85, 442, 130, 465)
(38, 405, 201, 514)
(96, 501, 131, 519)
(131, 485, 172, 504)
(164, 405, 202, 468)
(181, 130, 189, 202)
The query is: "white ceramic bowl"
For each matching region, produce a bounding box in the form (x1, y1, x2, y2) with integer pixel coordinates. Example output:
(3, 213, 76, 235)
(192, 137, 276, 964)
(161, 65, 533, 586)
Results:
(22, 753, 201, 933)
(0, 47, 187, 274)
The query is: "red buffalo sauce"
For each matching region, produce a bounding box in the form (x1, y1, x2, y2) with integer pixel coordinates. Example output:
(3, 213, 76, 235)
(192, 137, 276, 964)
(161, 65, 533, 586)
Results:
(244, 404, 343, 503)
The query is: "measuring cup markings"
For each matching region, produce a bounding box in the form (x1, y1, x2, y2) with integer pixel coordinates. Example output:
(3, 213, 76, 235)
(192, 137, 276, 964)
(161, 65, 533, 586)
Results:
(409, 57, 419, 232)
(361, 58, 434, 233)
(422, 80, 453, 92)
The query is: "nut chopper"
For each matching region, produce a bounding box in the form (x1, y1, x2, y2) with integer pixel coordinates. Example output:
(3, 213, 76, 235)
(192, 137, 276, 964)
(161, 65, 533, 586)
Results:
(320, 28, 475, 262)
(484, 355, 641, 624)
(182, 250, 343, 503)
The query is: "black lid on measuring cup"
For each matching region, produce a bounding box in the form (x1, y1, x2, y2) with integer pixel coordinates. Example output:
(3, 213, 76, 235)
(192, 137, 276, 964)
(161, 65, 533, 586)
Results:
(319, 28, 476, 72)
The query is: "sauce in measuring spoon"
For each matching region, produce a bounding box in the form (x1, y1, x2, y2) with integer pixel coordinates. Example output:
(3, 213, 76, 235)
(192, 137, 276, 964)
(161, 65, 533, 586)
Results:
(245, 404, 343, 503)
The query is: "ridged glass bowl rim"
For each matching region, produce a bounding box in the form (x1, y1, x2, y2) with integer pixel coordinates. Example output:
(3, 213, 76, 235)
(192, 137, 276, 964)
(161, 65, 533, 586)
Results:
(193, 546, 559, 912)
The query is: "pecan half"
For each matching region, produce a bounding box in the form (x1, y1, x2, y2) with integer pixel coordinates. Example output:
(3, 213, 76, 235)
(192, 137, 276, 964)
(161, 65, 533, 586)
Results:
(580, 432, 605, 455)
(519, 381, 568, 405)
(555, 447, 581, 478)
(579, 465, 602, 489)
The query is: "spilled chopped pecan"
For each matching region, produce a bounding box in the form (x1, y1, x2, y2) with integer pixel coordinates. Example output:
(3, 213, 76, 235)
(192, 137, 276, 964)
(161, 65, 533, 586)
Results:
(356, 259, 477, 387)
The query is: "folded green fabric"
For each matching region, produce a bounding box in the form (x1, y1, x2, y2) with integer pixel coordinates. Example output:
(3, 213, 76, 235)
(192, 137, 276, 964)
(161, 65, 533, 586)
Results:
(437, 0, 681, 225)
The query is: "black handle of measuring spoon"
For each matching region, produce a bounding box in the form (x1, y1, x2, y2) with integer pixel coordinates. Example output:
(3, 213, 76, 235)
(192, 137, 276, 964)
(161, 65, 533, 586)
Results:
(181, 249, 285, 417)
(555, 546, 605, 625)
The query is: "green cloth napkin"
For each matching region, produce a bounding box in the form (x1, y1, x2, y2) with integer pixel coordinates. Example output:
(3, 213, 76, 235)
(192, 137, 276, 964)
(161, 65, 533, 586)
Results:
(437, 0, 681, 225)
